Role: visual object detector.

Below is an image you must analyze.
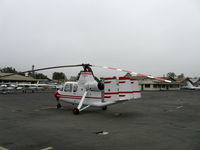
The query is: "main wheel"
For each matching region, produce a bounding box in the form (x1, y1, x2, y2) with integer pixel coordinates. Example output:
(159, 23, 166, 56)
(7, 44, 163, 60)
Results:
(102, 106, 107, 110)
(57, 103, 62, 109)
(72, 108, 79, 115)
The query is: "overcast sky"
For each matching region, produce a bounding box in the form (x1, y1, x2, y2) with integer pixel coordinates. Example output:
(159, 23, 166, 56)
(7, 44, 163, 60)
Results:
(0, 0, 200, 78)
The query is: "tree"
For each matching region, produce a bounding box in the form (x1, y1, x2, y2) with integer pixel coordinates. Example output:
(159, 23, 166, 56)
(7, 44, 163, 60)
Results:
(35, 73, 48, 79)
(177, 73, 184, 78)
(18, 72, 25, 76)
(52, 72, 67, 81)
(0, 67, 17, 73)
(0, 66, 26, 76)
(167, 72, 176, 78)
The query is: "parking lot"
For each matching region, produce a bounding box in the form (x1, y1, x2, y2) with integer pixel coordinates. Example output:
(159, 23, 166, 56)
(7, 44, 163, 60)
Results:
(0, 90, 200, 150)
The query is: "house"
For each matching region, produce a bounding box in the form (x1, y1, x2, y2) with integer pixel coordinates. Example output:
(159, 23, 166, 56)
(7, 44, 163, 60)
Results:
(131, 76, 180, 91)
(175, 78, 194, 88)
(0, 72, 37, 84)
(191, 78, 200, 87)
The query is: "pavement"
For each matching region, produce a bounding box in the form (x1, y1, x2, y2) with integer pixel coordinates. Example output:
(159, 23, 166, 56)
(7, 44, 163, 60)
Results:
(0, 90, 200, 150)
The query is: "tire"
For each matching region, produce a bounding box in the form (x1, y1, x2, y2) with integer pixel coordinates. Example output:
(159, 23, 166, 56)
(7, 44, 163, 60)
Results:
(102, 106, 107, 110)
(57, 103, 62, 109)
(72, 108, 79, 115)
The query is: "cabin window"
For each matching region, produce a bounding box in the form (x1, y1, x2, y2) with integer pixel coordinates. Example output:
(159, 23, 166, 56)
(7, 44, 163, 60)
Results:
(73, 85, 78, 92)
(60, 87, 63, 91)
(64, 84, 72, 92)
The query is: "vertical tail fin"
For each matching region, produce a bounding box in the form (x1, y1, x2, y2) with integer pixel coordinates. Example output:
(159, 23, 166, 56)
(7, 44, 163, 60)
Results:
(118, 77, 133, 100)
(103, 77, 142, 102)
(118, 77, 141, 100)
(103, 78, 118, 101)
(131, 79, 141, 99)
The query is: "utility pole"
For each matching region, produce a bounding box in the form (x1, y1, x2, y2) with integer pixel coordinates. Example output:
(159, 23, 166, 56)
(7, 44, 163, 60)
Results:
(32, 65, 35, 78)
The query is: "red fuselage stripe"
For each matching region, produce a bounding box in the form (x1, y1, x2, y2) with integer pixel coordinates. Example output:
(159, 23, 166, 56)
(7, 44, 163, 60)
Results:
(119, 91, 141, 93)
(104, 81, 112, 84)
(119, 95, 126, 97)
(104, 96, 111, 98)
(104, 78, 116, 80)
(105, 91, 141, 95)
(58, 91, 140, 99)
(59, 94, 101, 99)
(119, 81, 126, 83)
(104, 92, 119, 95)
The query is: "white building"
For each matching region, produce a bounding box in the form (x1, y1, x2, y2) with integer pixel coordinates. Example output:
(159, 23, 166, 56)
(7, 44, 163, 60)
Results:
(132, 76, 180, 91)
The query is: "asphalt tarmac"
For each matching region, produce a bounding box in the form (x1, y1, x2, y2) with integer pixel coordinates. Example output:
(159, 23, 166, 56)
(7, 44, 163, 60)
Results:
(0, 90, 200, 150)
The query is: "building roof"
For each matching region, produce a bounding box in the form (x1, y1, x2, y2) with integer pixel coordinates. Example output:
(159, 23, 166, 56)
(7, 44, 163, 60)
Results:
(132, 76, 176, 82)
(131, 76, 180, 84)
(0, 72, 37, 82)
(175, 77, 195, 84)
(189, 78, 199, 83)
(175, 78, 185, 82)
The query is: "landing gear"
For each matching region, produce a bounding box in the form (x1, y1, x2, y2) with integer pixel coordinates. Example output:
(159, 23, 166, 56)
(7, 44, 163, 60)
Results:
(57, 103, 62, 109)
(102, 106, 107, 110)
(72, 91, 88, 115)
(72, 108, 79, 115)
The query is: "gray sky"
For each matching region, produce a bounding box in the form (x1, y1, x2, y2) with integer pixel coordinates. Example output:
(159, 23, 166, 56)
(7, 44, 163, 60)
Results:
(0, 0, 200, 78)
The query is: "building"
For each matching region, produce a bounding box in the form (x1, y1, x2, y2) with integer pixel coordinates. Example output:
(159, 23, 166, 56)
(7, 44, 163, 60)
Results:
(191, 78, 200, 87)
(175, 78, 193, 88)
(0, 72, 37, 84)
(132, 76, 180, 91)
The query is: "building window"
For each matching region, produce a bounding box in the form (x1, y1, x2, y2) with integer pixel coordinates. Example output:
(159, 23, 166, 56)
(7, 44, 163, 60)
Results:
(162, 85, 165, 88)
(170, 84, 179, 88)
(73, 85, 78, 92)
(153, 84, 158, 88)
(145, 84, 150, 88)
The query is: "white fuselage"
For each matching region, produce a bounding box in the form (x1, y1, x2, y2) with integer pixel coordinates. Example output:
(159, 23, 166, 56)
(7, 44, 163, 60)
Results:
(55, 71, 141, 108)
(56, 82, 117, 107)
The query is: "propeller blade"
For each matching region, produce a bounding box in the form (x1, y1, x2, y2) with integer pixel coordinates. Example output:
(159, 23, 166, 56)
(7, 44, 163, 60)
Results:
(0, 64, 91, 78)
(94, 65, 171, 83)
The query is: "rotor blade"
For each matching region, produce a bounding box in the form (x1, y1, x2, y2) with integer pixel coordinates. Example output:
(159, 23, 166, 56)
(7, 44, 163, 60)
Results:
(0, 64, 89, 78)
(94, 65, 171, 83)
(29, 64, 85, 72)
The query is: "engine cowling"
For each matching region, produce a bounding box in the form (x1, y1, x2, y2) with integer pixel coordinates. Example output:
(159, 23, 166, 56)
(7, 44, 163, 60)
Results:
(84, 81, 104, 91)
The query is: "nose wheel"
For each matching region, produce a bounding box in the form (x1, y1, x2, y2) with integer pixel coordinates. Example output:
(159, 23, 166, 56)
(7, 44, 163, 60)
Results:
(72, 108, 79, 115)
(102, 106, 107, 110)
(57, 103, 62, 109)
